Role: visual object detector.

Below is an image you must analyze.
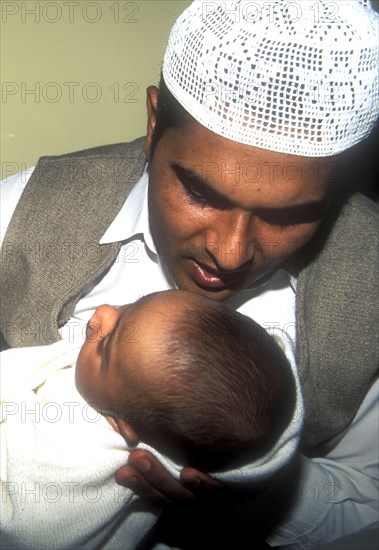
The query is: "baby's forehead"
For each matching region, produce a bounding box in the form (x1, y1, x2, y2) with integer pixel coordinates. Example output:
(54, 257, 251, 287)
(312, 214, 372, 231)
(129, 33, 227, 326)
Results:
(115, 292, 202, 378)
(118, 291, 206, 344)
(116, 292, 182, 335)
(133, 290, 205, 317)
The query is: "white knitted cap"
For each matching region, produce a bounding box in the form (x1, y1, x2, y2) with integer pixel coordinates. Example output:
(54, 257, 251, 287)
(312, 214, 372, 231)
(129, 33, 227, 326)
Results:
(163, 0, 379, 157)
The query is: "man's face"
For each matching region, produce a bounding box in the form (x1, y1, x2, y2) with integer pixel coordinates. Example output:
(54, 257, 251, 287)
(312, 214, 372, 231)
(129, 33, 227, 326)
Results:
(146, 88, 333, 301)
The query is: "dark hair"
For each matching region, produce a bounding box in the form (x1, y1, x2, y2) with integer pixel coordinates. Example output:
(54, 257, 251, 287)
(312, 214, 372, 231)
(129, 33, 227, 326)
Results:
(149, 75, 193, 158)
(120, 296, 295, 472)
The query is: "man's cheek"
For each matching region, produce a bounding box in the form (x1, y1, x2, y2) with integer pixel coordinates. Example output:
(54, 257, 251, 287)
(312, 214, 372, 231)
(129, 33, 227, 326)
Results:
(269, 230, 316, 263)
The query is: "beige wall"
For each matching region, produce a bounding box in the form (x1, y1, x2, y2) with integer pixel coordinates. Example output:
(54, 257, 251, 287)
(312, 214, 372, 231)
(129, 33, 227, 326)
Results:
(1, 0, 191, 178)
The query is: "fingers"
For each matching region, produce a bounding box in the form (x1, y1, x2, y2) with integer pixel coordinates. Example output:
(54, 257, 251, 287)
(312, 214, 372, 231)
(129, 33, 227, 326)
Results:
(115, 464, 170, 502)
(180, 467, 220, 491)
(115, 449, 195, 502)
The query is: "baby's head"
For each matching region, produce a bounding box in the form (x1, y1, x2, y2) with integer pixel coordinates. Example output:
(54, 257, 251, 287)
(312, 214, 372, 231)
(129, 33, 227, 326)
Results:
(76, 290, 294, 470)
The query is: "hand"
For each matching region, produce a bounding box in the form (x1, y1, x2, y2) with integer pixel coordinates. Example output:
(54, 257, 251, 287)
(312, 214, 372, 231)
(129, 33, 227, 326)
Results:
(115, 448, 219, 503)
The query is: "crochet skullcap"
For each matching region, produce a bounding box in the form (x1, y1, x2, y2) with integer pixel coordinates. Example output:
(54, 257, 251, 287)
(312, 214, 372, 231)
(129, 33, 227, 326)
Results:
(163, 0, 379, 157)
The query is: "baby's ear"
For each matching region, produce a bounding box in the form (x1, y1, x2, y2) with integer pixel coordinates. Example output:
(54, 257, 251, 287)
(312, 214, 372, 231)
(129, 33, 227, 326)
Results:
(117, 418, 139, 448)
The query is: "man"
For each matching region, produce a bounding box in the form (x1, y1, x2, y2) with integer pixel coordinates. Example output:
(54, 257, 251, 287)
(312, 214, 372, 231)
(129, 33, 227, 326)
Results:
(1, 1, 378, 548)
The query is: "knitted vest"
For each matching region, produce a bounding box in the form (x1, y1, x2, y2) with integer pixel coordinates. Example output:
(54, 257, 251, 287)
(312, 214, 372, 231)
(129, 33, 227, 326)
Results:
(1, 138, 378, 448)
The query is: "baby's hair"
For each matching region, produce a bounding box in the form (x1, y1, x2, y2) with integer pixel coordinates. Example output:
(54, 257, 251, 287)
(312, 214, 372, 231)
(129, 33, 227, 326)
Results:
(119, 295, 295, 471)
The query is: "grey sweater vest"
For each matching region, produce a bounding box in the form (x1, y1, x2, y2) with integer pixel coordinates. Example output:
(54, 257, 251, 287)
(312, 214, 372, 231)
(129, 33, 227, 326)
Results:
(1, 138, 378, 448)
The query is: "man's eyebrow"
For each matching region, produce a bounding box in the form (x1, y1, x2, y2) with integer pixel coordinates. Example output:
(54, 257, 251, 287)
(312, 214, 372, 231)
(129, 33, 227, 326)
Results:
(172, 164, 213, 188)
(255, 201, 328, 224)
(172, 164, 234, 206)
(172, 163, 328, 221)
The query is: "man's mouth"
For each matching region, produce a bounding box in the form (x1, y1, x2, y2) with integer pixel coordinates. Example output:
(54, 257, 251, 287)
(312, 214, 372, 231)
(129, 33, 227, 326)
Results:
(188, 259, 248, 291)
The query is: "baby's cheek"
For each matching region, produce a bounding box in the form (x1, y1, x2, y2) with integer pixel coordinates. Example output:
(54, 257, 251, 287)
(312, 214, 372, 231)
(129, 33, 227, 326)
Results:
(75, 352, 92, 399)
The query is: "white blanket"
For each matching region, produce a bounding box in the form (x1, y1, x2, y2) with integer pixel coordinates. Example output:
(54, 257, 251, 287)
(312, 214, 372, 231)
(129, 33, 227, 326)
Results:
(0, 338, 303, 549)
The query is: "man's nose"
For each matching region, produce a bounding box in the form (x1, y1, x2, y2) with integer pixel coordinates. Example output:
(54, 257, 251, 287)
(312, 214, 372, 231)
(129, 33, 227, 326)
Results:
(204, 211, 255, 271)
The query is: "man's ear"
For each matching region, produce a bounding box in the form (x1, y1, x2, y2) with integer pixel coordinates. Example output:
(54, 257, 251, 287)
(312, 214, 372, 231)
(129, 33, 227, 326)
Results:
(117, 418, 139, 448)
(145, 86, 159, 161)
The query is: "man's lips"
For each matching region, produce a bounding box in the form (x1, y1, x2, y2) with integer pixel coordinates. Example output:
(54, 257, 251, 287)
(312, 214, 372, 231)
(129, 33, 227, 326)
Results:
(188, 259, 248, 290)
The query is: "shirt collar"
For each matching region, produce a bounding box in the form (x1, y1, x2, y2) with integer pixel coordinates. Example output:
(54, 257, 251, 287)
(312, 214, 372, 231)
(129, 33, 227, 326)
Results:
(99, 164, 156, 254)
(288, 272, 298, 292)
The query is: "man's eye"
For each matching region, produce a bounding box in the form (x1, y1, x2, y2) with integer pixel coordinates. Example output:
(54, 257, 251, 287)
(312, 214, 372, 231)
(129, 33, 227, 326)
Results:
(181, 178, 230, 209)
(185, 184, 209, 205)
(259, 211, 296, 227)
(173, 165, 231, 210)
(177, 173, 208, 206)
(258, 203, 325, 226)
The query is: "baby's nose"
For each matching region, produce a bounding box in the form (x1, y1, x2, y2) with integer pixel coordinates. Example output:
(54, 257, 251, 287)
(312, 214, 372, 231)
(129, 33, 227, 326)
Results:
(88, 304, 120, 337)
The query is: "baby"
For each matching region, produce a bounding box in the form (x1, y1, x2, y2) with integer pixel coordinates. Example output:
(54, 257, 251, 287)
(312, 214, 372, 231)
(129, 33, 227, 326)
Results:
(75, 290, 295, 471)
(0, 290, 300, 550)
